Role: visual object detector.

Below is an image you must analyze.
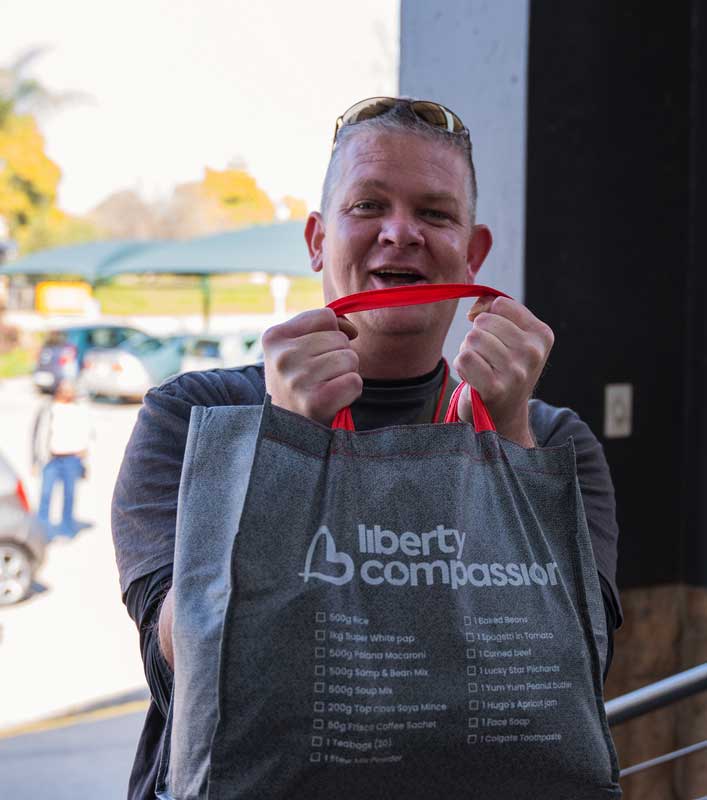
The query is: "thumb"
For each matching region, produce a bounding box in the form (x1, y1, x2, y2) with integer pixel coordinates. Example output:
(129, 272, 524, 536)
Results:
(337, 315, 358, 340)
(455, 383, 475, 425)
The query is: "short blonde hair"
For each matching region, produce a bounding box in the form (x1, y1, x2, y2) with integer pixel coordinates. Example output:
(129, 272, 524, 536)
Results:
(320, 100, 477, 223)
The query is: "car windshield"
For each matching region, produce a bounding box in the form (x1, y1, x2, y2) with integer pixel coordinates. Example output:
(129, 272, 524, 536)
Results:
(187, 339, 220, 358)
(125, 334, 164, 355)
(44, 329, 82, 348)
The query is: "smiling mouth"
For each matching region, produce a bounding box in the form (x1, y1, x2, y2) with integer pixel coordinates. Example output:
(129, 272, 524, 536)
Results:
(370, 269, 428, 286)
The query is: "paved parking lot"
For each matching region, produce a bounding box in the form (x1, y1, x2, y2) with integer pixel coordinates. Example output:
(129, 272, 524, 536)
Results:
(0, 377, 148, 731)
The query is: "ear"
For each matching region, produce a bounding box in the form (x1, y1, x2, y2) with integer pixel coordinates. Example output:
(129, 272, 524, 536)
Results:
(465, 224, 493, 282)
(305, 211, 326, 274)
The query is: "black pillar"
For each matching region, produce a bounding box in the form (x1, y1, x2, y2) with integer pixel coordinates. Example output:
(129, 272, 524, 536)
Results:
(524, 0, 706, 589)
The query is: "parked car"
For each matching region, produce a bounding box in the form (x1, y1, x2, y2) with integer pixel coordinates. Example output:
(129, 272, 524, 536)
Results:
(33, 324, 146, 394)
(79, 331, 185, 402)
(179, 331, 264, 373)
(0, 452, 46, 606)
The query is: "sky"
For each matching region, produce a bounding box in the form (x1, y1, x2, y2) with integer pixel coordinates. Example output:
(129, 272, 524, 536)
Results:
(1, 0, 399, 216)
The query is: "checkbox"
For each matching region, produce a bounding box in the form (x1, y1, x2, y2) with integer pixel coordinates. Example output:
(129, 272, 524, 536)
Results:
(312, 735, 323, 747)
(315, 647, 325, 658)
(315, 630, 326, 641)
(468, 682, 478, 694)
(313, 718, 324, 730)
(464, 616, 472, 626)
(314, 701, 324, 712)
(315, 612, 327, 623)
(468, 717, 479, 729)
(310, 752, 322, 763)
(314, 682, 325, 693)
(469, 700, 479, 711)
(315, 665, 326, 676)
(467, 665, 477, 677)
(466, 632, 475, 642)
(467, 734, 477, 745)
(466, 648, 476, 659)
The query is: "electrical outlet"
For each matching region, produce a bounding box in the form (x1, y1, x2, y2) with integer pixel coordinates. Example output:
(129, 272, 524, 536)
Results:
(604, 384, 633, 439)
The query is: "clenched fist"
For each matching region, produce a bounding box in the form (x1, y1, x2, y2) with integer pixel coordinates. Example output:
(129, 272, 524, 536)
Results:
(453, 297, 554, 447)
(262, 308, 363, 425)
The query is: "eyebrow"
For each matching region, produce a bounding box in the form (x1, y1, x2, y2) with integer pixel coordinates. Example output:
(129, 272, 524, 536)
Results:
(350, 180, 461, 209)
(417, 191, 461, 209)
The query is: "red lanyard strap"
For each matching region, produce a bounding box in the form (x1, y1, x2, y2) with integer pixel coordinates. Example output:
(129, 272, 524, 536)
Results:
(326, 283, 510, 432)
(328, 282, 508, 316)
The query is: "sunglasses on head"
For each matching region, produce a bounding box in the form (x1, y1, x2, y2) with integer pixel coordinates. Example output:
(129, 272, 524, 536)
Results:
(333, 96, 469, 149)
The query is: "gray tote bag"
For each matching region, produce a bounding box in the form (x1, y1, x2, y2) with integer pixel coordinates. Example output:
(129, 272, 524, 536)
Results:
(157, 285, 621, 800)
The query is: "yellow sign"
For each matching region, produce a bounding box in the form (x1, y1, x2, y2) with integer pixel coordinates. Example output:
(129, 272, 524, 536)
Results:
(35, 281, 93, 315)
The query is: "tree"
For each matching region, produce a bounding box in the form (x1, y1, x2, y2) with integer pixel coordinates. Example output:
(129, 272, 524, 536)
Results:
(0, 48, 97, 253)
(88, 190, 157, 240)
(0, 47, 88, 126)
(282, 195, 308, 220)
(201, 166, 275, 228)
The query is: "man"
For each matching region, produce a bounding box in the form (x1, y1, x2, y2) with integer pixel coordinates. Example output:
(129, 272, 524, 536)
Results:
(112, 97, 621, 798)
(32, 378, 91, 538)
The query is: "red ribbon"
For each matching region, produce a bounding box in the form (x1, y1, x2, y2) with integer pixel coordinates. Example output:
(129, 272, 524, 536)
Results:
(326, 283, 510, 432)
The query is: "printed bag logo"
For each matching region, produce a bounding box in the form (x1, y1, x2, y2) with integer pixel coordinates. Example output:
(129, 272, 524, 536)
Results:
(300, 523, 561, 591)
(299, 526, 355, 586)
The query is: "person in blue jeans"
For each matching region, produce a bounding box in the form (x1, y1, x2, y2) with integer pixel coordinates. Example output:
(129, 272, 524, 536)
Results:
(32, 379, 91, 538)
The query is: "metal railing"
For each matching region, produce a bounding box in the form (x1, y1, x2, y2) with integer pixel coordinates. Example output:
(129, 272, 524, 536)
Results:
(605, 662, 707, 786)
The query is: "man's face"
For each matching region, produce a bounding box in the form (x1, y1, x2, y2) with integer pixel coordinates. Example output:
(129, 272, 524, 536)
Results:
(307, 130, 490, 340)
(55, 380, 75, 402)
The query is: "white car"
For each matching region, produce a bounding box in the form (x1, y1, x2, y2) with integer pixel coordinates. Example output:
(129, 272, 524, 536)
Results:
(180, 332, 263, 373)
(79, 332, 185, 402)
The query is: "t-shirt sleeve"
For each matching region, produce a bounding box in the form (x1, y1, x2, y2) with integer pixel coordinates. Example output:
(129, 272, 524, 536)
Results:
(530, 400, 623, 630)
(111, 366, 265, 596)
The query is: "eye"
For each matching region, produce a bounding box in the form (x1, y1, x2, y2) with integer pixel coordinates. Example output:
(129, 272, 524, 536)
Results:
(421, 208, 451, 221)
(352, 200, 382, 212)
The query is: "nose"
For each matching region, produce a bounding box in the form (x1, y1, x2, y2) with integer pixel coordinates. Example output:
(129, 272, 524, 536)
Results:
(377, 212, 425, 249)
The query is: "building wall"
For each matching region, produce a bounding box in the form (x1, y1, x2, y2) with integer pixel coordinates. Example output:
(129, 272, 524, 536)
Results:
(399, 0, 529, 368)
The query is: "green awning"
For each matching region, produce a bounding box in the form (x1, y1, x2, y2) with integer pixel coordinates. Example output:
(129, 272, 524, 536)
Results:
(0, 240, 157, 284)
(99, 221, 312, 279)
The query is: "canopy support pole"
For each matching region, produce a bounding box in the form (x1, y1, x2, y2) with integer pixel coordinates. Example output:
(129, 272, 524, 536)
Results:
(200, 274, 211, 332)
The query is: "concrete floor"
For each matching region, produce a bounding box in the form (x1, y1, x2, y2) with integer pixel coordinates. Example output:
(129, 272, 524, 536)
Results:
(0, 376, 148, 731)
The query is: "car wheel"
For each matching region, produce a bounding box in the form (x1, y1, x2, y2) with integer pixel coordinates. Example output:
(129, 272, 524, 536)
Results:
(0, 541, 33, 606)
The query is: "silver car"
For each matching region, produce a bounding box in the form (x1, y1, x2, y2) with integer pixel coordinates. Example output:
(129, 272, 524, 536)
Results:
(33, 324, 145, 394)
(0, 452, 47, 605)
(79, 332, 185, 402)
(179, 332, 263, 373)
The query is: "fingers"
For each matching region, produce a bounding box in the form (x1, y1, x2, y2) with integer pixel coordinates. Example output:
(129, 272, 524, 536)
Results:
(467, 295, 495, 322)
(270, 308, 342, 338)
(454, 297, 554, 445)
(484, 297, 554, 344)
(468, 298, 554, 374)
(262, 308, 362, 425)
(270, 308, 358, 340)
(298, 348, 360, 387)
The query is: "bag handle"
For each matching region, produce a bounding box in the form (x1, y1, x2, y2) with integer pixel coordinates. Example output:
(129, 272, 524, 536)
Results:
(326, 283, 510, 432)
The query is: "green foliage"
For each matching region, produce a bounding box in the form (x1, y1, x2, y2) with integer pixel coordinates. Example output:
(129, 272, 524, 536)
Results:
(95, 275, 324, 316)
(0, 48, 96, 254)
(0, 346, 34, 378)
(18, 207, 102, 254)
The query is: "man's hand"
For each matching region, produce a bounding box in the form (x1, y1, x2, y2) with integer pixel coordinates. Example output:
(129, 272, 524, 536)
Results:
(453, 297, 554, 447)
(158, 586, 175, 670)
(262, 309, 363, 425)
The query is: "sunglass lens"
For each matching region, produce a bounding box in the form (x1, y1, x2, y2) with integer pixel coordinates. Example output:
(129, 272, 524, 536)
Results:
(411, 101, 465, 133)
(341, 97, 396, 126)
